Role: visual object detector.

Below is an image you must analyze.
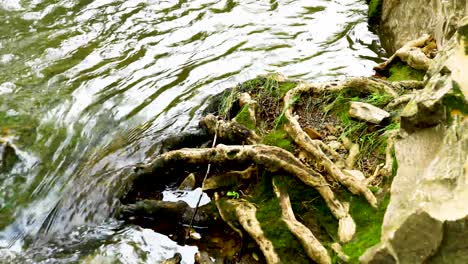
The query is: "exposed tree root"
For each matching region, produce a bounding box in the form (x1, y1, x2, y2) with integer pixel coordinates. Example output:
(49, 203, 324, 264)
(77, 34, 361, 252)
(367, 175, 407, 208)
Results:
(121, 74, 414, 263)
(272, 178, 331, 264)
(283, 80, 379, 208)
(221, 198, 281, 264)
(203, 165, 257, 191)
(136, 144, 355, 242)
(200, 114, 260, 144)
(374, 34, 434, 72)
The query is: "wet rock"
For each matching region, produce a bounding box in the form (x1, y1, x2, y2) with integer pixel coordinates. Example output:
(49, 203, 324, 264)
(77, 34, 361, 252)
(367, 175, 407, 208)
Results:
(161, 253, 182, 264)
(195, 251, 215, 264)
(178, 173, 196, 190)
(0, 140, 19, 173)
(348, 102, 390, 124)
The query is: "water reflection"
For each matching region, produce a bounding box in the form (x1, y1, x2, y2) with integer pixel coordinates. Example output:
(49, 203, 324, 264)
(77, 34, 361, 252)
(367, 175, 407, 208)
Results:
(0, 0, 382, 262)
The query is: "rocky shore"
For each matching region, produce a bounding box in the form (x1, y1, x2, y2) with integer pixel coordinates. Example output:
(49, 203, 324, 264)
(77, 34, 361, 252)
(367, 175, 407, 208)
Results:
(109, 1, 468, 263)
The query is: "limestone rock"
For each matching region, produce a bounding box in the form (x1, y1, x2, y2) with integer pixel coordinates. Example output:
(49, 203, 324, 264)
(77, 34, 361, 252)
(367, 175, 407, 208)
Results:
(348, 102, 390, 124)
(360, 244, 396, 264)
(361, 18, 468, 263)
(389, 211, 443, 264)
(378, 0, 467, 53)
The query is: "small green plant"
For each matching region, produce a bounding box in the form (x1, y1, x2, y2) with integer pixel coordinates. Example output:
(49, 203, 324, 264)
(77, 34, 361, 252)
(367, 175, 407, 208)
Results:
(218, 88, 239, 119)
(262, 129, 295, 152)
(227, 191, 240, 199)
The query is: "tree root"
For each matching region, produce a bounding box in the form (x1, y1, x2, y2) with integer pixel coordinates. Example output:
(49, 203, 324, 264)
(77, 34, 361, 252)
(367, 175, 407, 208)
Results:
(121, 75, 412, 262)
(221, 197, 281, 264)
(272, 178, 331, 264)
(374, 34, 434, 72)
(200, 114, 260, 144)
(203, 165, 257, 191)
(136, 144, 355, 242)
(283, 80, 378, 208)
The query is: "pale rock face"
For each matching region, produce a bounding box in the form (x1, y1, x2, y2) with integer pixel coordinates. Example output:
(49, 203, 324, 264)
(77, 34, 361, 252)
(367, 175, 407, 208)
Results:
(348, 102, 390, 124)
(361, 11, 468, 264)
(379, 0, 468, 53)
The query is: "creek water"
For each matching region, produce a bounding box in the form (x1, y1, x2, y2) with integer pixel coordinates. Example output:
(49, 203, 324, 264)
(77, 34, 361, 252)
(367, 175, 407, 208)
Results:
(0, 0, 382, 263)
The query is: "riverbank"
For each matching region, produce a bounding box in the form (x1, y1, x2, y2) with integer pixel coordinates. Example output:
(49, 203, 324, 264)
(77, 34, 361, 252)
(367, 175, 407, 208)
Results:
(117, 1, 468, 263)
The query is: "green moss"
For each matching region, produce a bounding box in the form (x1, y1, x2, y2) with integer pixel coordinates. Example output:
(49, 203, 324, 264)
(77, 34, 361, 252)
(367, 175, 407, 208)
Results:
(256, 197, 309, 263)
(387, 61, 426, 82)
(276, 175, 338, 242)
(340, 193, 390, 263)
(368, 0, 382, 24)
(249, 175, 309, 263)
(457, 24, 468, 54)
(234, 105, 256, 130)
(443, 82, 468, 115)
(262, 130, 295, 152)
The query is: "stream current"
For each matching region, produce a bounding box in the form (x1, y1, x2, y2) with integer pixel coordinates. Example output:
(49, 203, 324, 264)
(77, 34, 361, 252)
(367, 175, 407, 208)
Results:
(0, 0, 382, 262)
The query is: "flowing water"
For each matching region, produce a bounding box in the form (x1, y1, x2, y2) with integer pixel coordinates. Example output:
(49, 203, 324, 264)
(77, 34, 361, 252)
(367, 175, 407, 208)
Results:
(0, 0, 383, 262)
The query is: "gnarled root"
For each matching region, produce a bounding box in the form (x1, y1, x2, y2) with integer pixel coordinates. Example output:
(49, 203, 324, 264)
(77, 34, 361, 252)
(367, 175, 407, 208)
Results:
(283, 81, 378, 208)
(374, 34, 434, 72)
(203, 165, 257, 191)
(137, 144, 355, 242)
(272, 178, 332, 264)
(221, 197, 281, 264)
(200, 114, 260, 144)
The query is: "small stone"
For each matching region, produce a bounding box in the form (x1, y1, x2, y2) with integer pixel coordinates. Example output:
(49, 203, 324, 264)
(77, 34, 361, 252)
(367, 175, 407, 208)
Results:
(178, 173, 196, 190)
(304, 127, 322, 140)
(326, 135, 338, 141)
(161, 253, 182, 264)
(349, 102, 390, 124)
(195, 251, 215, 264)
(189, 229, 202, 240)
(326, 124, 338, 134)
(328, 140, 342, 150)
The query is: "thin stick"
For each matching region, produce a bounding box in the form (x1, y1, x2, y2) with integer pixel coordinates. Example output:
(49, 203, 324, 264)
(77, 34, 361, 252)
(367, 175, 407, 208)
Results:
(184, 124, 218, 242)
